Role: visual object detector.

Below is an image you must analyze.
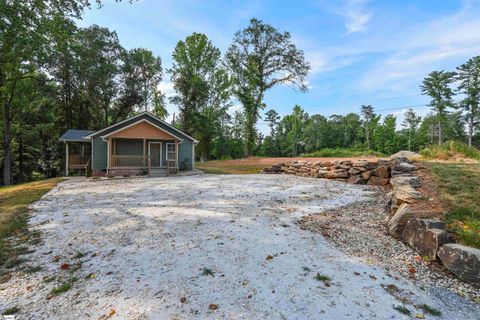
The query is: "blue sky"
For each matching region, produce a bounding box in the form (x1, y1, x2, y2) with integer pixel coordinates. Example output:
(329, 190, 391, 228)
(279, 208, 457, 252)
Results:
(79, 0, 480, 133)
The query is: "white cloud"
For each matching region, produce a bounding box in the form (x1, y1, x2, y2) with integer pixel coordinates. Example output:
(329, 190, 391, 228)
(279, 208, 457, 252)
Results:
(157, 81, 175, 98)
(344, 0, 372, 34)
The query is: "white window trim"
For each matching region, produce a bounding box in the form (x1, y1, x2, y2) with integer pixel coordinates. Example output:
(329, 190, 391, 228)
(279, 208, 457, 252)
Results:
(166, 143, 176, 162)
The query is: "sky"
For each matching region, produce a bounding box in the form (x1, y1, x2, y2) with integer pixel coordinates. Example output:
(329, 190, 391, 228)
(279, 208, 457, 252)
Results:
(78, 0, 480, 134)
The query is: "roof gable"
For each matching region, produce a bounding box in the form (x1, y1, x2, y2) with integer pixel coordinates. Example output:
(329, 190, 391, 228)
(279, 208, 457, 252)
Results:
(85, 112, 198, 143)
(102, 119, 181, 140)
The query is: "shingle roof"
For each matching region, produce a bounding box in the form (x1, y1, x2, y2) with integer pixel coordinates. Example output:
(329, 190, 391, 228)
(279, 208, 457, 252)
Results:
(59, 129, 94, 142)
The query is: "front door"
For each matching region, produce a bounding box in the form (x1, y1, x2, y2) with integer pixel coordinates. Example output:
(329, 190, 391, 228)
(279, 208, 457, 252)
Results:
(149, 142, 162, 167)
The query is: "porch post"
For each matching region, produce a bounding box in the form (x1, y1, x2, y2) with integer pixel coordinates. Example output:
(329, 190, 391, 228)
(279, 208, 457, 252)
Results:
(107, 138, 111, 172)
(143, 138, 146, 167)
(175, 141, 179, 170)
(65, 142, 69, 176)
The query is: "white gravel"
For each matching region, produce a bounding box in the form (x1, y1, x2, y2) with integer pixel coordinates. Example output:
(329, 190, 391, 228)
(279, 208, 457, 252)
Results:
(1, 174, 479, 319)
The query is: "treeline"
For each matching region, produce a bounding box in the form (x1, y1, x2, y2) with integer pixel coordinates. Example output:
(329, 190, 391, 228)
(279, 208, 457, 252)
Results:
(257, 105, 469, 157)
(258, 55, 480, 157)
(2, 1, 479, 186)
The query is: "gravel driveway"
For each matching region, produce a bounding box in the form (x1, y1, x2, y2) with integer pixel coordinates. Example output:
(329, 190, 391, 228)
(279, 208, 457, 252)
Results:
(1, 175, 478, 319)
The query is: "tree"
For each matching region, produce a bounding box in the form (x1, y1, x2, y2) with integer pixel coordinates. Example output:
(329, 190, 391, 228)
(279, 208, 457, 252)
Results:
(264, 109, 280, 135)
(360, 105, 377, 149)
(0, 0, 108, 185)
(169, 33, 231, 159)
(456, 56, 480, 146)
(402, 108, 422, 150)
(226, 18, 310, 155)
(122, 48, 164, 114)
(421, 70, 456, 145)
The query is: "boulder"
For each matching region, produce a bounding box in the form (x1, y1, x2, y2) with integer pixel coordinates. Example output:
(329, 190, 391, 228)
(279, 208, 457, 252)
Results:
(348, 167, 366, 175)
(347, 175, 367, 185)
(402, 219, 451, 259)
(378, 158, 394, 167)
(394, 162, 417, 173)
(390, 176, 421, 189)
(326, 170, 349, 179)
(367, 176, 390, 186)
(392, 184, 423, 206)
(438, 244, 480, 287)
(390, 150, 420, 159)
(361, 170, 373, 180)
(352, 160, 369, 167)
(388, 203, 413, 238)
(373, 165, 391, 179)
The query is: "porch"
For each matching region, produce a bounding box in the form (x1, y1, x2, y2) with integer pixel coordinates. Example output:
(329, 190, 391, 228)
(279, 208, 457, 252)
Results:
(59, 129, 94, 176)
(107, 137, 179, 176)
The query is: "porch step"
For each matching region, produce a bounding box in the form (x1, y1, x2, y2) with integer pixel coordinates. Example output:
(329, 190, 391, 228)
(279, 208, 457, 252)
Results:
(149, 168, 168, 177)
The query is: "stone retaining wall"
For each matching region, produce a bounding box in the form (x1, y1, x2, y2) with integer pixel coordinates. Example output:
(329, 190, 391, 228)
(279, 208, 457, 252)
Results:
(262, 158, 480, 287)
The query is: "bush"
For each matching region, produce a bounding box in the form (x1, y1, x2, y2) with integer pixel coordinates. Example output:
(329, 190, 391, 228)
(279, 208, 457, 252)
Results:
(302, 148, 384, 158)
(420, 141, 480, 160)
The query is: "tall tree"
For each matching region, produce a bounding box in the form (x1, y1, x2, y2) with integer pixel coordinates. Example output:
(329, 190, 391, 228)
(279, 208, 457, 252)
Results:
(402, 108, 422, 150)
(360, 104, 377, 149)
(456, 56, 480, 146)
(169, 33, 231, 159)
(421, 70, 455, 145)
(226, 18, 310, 155)
(0, 0, 107, 185)
(264, 109, 280, 135)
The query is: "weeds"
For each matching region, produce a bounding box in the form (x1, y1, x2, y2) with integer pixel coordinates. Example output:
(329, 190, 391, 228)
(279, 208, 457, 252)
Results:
(393, 305, 411, 316)
(50, 277, 78, 296)
(418, 304, 442, 317)
(201, 268, 215, 276)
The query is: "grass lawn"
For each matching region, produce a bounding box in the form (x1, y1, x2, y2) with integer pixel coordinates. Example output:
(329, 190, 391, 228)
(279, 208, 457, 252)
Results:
(425, 162, 480, 248)
(302, 148, 384, 158)
(0, 178, 64, 268)
(196, 160, 265, 174)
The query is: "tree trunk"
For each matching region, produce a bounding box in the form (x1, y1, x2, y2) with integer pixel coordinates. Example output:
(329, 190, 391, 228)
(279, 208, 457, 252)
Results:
(3, 102, 11, 186)
(468, 111, 473, 147)
(408, 128, 411, 151)
(438, 118, 442, 145)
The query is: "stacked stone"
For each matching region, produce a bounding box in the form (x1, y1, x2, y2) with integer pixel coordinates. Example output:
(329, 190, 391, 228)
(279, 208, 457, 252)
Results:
(261, 159, 396, 186)
(385, 159, 480, 287)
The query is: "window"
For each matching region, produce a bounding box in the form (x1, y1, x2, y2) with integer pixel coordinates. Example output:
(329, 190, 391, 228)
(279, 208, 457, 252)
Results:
(166, 143, 176, 161)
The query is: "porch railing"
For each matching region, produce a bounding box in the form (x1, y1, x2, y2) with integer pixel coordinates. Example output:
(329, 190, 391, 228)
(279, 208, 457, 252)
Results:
(69, 155, 90, 168)
(111, 155, 147, 168)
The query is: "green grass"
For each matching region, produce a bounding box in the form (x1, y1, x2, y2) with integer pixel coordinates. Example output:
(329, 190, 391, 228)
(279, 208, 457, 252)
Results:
(50, 277, 78, 296)
(302, 148, 384, 158)
(420, 140, 480, 161)
(201, 267, 215, 276)
(0, 178, 64, 269)
(314, 273, 331, 283)
(393, 305, 411, 316)
(425, 162, 480, 248)
(2, 306, 20, 315)
(418, 304, 442, 317)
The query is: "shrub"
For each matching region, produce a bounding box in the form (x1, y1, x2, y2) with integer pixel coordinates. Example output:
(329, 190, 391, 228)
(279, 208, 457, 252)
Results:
(420, 141, 480, 160)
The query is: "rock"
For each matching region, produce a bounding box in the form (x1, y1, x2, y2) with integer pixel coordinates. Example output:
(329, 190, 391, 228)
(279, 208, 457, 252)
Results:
(392, 184, 423, 206)
(373, 166, 391, 179)
(394, 162, 417, 173)
(402, 219, 451, 259)
(367, 176, 390, 186)
(388, 203, 413, 238)
(347, 176, 366, 185)
(326, 170, 349, 179)
(390, 150, 420, 159)
(438, 244, 480, 287)
(352, 160, 369, 167)
(378, 158, 394, 167)
(361, 170, 373, 180)
(348, 167, 365, 175)
(390, 176, 421, 189)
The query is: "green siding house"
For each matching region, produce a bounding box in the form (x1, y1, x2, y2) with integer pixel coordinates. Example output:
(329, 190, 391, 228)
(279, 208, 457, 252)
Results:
(59, 112, 198, 177)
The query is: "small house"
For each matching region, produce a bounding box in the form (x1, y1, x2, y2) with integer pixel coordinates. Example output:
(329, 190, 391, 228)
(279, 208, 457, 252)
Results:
(59, 112, 198, 177)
